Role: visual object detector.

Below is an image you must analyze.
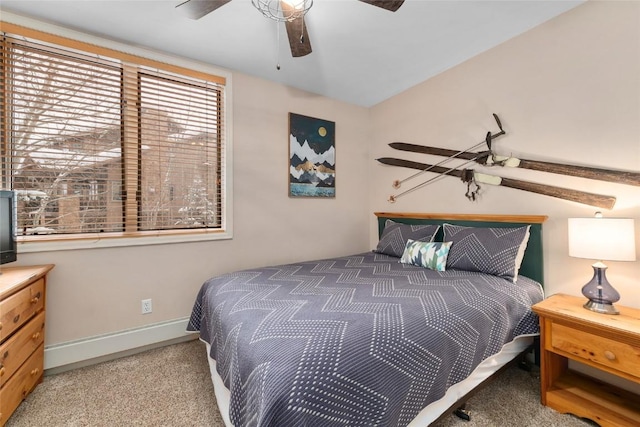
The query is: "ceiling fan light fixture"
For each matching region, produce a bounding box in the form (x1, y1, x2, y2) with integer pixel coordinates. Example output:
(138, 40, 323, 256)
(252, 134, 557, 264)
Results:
(252, 0, 313, 22)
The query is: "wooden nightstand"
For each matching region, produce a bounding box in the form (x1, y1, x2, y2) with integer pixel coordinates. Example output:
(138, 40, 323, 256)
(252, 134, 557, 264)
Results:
(532, 293, 640, 427)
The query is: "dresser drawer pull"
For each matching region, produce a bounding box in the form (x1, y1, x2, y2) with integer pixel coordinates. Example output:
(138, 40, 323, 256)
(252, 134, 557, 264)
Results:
(13, 314, 20, 324)
(30, 293, 41, 304)
(0, 322, 2, 330)
(30, 368, 39, 376)
(604, 350, 617, 361)
(0, 365, 5, 377)
(32, 332, 41, 341)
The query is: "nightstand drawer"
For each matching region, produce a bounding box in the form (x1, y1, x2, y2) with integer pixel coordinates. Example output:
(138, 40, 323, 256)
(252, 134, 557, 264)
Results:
(0, 278, 45, 342)
(551, 322, 640, 380)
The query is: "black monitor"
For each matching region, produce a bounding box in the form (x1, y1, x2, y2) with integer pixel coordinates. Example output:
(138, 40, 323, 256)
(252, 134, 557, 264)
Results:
(0, 190, 17, 265)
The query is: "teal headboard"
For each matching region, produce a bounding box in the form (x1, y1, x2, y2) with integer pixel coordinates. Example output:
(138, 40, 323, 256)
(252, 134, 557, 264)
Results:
(375, 212, 547, 285)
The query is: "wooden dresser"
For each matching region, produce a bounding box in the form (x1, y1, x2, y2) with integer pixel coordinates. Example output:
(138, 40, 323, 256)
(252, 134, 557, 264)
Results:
(0, 264, 54, 426)
(532, 293, 640, 427)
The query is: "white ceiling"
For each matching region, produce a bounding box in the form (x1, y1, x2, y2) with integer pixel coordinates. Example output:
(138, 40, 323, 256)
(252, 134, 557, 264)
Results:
(1, 0, 584, 107)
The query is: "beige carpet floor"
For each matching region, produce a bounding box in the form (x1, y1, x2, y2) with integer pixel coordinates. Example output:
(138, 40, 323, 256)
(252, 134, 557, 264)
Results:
(7, 339, 595, 427)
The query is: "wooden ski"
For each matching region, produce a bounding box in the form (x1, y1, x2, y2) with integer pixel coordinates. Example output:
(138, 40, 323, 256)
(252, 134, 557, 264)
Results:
(389, 142, 640, 187)
(377, 157, 617, 209)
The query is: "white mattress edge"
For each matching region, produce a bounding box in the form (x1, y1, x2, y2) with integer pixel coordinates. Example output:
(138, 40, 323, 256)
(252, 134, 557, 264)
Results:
(203, 341, 234, 427)
(202, 334, 536, 427)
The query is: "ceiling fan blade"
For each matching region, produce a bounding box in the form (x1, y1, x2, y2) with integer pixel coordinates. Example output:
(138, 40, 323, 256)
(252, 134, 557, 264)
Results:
(176, 0, 232, 19)
(281, 1, 312, 57)
(358, 0, 404, 12)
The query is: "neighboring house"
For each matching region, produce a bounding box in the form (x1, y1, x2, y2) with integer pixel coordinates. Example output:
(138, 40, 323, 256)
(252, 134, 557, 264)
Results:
(12, 108, 217, 235)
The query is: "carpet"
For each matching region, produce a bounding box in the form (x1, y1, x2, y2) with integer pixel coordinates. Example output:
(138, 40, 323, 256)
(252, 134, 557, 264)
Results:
(6, 339, 594, 426)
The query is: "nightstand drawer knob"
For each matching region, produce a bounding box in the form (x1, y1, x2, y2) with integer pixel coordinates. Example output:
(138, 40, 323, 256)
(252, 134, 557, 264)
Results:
(604, 350, 616, 361)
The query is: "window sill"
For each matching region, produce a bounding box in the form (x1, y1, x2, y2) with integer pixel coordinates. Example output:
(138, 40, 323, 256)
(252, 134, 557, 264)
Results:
(17, 229, 232, 253)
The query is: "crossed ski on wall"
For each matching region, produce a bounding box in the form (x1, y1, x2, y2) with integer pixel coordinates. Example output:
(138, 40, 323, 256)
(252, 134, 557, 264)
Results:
(389, 142, 640, 187)
(377, 114, 636, 209)
(377, 157, 617, 209)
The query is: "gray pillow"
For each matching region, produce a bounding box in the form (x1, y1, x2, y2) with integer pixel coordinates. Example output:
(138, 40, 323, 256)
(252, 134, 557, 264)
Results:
(375, 220, 440, 258)
(443, 223, 530, 282)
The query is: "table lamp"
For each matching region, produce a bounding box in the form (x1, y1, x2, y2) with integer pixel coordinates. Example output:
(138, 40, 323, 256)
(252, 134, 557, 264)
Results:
(568, 214, 636, 315)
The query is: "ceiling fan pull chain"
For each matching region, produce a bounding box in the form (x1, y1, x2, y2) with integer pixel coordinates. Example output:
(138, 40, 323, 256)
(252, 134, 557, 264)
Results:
(276, 20, 281, 70)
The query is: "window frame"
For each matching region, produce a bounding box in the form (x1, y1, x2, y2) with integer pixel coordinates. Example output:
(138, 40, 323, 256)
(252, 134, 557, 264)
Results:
(1, 21, 233, 253)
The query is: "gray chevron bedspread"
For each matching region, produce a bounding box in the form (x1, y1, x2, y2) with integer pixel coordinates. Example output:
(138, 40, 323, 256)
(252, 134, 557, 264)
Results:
(187, 251, 544, 427)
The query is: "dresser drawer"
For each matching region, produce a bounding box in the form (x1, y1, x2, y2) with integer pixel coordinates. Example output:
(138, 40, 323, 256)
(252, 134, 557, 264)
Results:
(550, 321, 640, 380)
(0, 343, 44, 426)
(0, 278, 45, 342)
(0, 311, 45, 388)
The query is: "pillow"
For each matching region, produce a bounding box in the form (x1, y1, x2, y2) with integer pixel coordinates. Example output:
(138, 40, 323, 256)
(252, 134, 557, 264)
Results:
(400, 240, 452, 271)
(443, 223, 531, 282)
(375, 220, 440, 258)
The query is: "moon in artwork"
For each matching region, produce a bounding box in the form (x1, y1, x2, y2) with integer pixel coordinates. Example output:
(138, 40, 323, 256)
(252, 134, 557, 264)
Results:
(318, 126, 327, 137)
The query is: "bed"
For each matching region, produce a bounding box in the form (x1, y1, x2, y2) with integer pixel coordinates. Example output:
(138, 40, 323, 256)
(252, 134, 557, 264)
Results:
(187, 212, 547, 426)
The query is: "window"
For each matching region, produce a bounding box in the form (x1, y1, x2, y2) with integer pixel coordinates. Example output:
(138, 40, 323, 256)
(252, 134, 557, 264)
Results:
(1, 24, 229, 247)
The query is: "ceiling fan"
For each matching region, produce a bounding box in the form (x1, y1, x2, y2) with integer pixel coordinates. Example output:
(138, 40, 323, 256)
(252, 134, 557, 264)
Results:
(176, 0, 405, 57)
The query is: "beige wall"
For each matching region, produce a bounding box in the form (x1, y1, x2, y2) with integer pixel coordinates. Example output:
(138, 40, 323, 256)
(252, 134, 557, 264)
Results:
(16, 71, 372, 345)
(8, 0, 640, 355)
(369, 1, 640, 308)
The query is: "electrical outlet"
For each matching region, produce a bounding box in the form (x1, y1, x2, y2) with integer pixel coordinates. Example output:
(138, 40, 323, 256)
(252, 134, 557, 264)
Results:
(141, 299, 152, 314)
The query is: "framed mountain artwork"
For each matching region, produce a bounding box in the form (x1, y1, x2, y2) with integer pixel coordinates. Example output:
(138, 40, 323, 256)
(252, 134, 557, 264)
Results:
(288, 113, 336, 198)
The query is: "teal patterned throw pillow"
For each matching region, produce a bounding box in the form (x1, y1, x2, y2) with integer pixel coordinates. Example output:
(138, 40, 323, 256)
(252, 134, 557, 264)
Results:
(400, 240, 453, 271)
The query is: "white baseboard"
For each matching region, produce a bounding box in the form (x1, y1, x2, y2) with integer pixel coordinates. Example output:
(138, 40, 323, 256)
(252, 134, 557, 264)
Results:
(44, 317, 194, 371)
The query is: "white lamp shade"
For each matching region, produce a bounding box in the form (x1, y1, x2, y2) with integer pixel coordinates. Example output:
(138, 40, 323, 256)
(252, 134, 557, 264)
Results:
(568, 218, 636, 262)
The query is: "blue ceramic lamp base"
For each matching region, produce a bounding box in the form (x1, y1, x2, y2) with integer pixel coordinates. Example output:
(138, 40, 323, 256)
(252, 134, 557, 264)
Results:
(581, 263, 620, 315)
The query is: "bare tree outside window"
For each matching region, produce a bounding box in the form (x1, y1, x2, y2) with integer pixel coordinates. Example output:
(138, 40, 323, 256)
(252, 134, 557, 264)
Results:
(8, 41, 123, 235)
